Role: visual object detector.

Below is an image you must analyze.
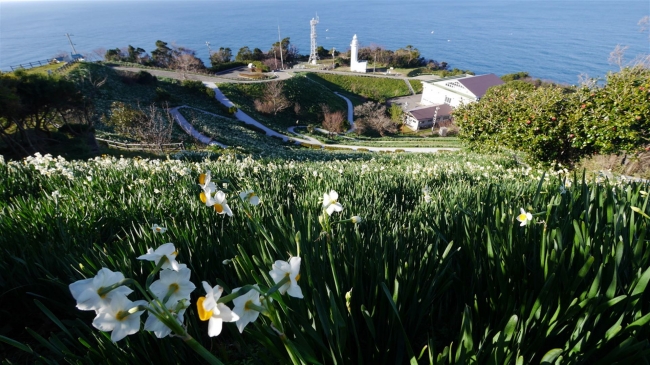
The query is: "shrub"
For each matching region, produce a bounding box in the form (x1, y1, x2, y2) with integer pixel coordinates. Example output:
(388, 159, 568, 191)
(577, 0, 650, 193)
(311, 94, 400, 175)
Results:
(135, 70, 157, 85)
(154, 87, 171, 102)
(181, 79, 205, 93)
(456, 66, 650, 164)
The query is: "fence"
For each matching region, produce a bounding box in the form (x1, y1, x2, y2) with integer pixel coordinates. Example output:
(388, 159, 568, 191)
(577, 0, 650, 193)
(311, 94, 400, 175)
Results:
(96, 137, 184, 152)
(7, 59, 55, 71)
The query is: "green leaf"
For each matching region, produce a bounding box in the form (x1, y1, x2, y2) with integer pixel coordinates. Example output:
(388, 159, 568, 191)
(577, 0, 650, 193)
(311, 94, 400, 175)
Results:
(0, 335, 34, 354)
(540, 348, 563, 364)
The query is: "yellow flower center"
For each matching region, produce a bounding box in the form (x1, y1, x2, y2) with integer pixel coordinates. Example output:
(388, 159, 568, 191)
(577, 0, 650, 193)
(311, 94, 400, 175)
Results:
(517, 213, 527, 221)
(197, 297, 213, 321)
(200, 192, 207, 203)
(214, 204, 224, 213)
(169, 283, 179, 293)
(115, 310, 129, 321)
(295, 273, 301, 282)
(97, 287, 108, 299)
(247, 192, 256, 199)
(198, 174, 206, 185)
(244, 300, 254, 311)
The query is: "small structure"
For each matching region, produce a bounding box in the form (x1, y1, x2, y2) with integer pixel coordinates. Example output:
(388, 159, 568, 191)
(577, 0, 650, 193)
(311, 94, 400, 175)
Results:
(308, 16, 320, 65)
(420, 73, 504, 107)
(349, 35, 367, 73)
(71, 54, 85, 61)
(404, 104, 453, 131)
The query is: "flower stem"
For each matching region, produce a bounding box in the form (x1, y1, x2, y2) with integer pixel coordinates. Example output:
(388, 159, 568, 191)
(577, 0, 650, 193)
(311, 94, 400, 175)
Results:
(181, 333, 225, 365)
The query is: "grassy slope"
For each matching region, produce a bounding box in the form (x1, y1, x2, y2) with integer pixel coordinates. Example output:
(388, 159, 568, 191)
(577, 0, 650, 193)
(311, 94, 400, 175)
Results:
(218, 74, 347, 130)
(303, 72, 411, 102)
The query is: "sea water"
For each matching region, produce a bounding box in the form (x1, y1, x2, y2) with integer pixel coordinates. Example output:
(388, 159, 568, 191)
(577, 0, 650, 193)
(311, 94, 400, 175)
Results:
(1, 0, 648, 84)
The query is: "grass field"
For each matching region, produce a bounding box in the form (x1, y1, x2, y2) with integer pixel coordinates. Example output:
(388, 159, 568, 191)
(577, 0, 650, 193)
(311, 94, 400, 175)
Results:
(1, 150, 649, 364)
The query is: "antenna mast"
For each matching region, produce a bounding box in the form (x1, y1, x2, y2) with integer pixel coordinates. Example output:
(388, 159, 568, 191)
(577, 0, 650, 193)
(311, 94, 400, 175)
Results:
(65, 33, 78, 56)
(308, 14, 319, 65)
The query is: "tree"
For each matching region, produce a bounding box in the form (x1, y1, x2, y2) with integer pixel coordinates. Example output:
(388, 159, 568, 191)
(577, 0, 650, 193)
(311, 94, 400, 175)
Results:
(254, 81, 291, 115)
(210, 47, 232, 66)
(321, 105, 346, 136)
(104, 48, 125, 62)
(0, 70, 84, 156)
(126, 45, 147, 63)
(353, 101, 398, 136)
(151, 40, 173, 67)
(235, 46, 253, 62)
(170, 45, 205, 79)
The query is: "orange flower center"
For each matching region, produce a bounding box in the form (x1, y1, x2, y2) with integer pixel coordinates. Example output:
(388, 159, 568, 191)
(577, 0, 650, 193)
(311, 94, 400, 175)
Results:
(198, 174, 206, 185)
(197, 297, 213, 321)
(200, 192, 207, 204)
(214, 204, 224, 213)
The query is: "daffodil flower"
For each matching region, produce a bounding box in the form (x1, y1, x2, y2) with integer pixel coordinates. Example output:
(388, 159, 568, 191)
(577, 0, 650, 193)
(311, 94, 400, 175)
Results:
(69, 268, 133, 311)
(137, 242, 181, 271)
(198, 171, 217, 204)
(149, 266, 196, 304)
(206, 190, 233, 216)
(197, 282, 239, 337)
(351, 216, 363, 224)
(151, 224, 167, 233)
(232, 285, 262, 333)
(516, 208, 533, 226)
(92, 294, 147, 342)
(269, 257, 303, 299)
(239, 190, 260, 206)
(322, 190, 343, 216)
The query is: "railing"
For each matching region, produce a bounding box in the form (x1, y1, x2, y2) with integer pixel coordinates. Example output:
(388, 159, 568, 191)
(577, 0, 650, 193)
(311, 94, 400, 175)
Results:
(96, 137, 184, 152)
(7, 59, 53, 71)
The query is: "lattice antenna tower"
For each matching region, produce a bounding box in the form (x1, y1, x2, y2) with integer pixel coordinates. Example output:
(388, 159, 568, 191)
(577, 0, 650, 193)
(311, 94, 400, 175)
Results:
(308, 14, 319, 64)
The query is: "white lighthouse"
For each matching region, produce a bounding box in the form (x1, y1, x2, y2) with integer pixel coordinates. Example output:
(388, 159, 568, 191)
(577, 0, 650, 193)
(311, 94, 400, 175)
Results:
(350, 34, 367, 73)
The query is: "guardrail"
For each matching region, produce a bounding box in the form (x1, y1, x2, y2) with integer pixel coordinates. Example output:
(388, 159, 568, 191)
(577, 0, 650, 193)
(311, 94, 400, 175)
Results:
(96, 137, 184, 152)
(6, 59, 53, 71)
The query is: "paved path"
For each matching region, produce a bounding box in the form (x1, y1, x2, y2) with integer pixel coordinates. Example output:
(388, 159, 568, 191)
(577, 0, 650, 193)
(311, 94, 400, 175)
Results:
(170, 107, 227, 148)
(111, 66, 293, 84)
(334, 92, 355, 132)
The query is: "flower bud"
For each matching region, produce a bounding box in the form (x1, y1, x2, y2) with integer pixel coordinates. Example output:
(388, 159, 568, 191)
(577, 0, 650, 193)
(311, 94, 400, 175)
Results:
(351, 216, 363, 224)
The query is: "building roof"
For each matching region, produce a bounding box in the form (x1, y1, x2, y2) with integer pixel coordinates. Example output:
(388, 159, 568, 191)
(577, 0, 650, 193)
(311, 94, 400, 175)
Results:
(458, 73, 504, 98)
(408, 104, 452, 121)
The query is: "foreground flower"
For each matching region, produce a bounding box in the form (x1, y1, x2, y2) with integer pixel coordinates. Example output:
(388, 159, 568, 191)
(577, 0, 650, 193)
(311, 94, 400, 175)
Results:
(151, 224, 167, 234)
(269, 257, 303, 298)
(92, 294, 147, 342)
(232, 285, 262, 333)
(69, 268, 133, 311)
(516, 208, 533, 226)
(137, 242, 181, 271)
(239, 190, 260, 206)
(149, 266, 196, 304)
(206, 190, 233, 216)
(197, 282, 239, 337)
(322, 190, 343, 216)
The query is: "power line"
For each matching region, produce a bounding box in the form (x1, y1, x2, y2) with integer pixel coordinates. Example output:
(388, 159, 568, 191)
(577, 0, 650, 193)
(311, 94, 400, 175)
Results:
(65, 33, 77, 55)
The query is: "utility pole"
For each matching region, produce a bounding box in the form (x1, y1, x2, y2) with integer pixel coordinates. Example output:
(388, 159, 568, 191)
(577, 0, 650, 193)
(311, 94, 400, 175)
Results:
(65, 33, 77, 56)
(278, 25, 284, 70)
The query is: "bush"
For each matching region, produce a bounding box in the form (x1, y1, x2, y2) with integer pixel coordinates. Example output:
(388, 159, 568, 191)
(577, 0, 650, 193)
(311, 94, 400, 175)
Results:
(181, 79, 205, 93)
(210, 61, 247, 73)
(154, 87, 172, 102)
(135, 70, 157, 85)
(456, 66, 650, 164)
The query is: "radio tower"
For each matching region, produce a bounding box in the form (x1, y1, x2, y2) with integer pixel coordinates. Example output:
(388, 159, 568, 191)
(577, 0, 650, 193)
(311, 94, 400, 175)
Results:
(308, 15, 319, 65)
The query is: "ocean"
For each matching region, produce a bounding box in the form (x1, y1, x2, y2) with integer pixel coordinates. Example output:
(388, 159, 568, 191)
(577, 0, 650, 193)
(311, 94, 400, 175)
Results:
(1, 0, 648, 84)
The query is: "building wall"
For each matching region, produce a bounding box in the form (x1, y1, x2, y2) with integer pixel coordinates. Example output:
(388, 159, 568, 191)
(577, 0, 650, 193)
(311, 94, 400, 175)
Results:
(421, 83, 475, 107)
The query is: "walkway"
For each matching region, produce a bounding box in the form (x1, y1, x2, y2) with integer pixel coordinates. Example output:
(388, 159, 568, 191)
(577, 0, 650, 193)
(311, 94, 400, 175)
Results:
(334, 92, 355, 132)
(169, 107, 227, 148)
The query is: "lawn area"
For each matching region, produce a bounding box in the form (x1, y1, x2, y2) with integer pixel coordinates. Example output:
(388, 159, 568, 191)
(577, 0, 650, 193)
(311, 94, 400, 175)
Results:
(303, 72, 412, 102)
